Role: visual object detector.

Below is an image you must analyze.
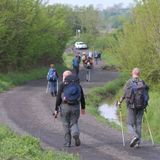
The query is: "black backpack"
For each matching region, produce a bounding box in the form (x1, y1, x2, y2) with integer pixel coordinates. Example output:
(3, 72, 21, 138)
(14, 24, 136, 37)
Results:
(125, 80, 149, 109)
(63, 76, 81, 105)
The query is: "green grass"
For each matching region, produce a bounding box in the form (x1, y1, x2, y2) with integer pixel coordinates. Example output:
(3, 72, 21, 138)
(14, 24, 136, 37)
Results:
(86, 74, 127, 129)
(141, 91, 160, 142)
(0, 125, 78, 160)
(102, 51, 120, 66)
(0, 64, 66, 93)
(63, 52, 74, 69)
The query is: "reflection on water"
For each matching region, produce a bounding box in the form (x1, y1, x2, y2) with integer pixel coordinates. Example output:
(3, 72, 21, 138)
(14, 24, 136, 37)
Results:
(98, 103, 120, 125)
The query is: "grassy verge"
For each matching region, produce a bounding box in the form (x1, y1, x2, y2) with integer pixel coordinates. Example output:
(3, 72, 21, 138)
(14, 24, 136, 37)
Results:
(0, 125, 78, 160)
(86, 73, 127, 128)
(0, 64, 66, 93)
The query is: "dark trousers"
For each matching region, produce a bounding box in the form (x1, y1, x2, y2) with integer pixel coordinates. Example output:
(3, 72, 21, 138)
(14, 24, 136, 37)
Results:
(60, 103, 80, 144)
(48, 81, 57, 95)
(73, 66, 79, 77)
(127, 107, 144, 142)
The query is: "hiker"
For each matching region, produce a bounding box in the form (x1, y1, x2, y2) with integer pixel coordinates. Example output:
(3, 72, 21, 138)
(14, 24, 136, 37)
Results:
(93, 51, 99, 65)
(98, 51, 102, 61)
(72, 55, 80, 77)
(88, 51, 93, 59)
(47, 64, 58, 97)
(54, 70, 85, 147)
(82, 52, 87, 67)
(85, 57, 93, 69)
(117, 68, 149, 147)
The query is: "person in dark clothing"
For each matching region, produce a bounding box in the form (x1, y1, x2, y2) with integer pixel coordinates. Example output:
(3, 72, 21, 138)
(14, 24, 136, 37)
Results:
(54, 70, 85, 147)
(117, 68, 149, 148)
(72, 55, 80, 77)
(47, 64, 58, 97)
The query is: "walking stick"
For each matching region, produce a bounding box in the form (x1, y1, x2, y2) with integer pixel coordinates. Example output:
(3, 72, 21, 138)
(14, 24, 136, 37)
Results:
(46, 81, 49, 93)
(116, 101, 125, 147)
(49, 104, 57, 122)
(119, 107, 125, 147)
(87, 69, 90, 81)
(56, 80, 59, 94)
(144, 112, 154, 145)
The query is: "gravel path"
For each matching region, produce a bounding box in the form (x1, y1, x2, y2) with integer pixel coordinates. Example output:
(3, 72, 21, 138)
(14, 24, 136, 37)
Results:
(0, 61, 160, 160)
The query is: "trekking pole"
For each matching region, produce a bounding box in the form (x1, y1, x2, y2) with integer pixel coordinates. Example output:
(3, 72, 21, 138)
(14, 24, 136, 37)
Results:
(144, 112, 154, 145)
(86, 69, 88, 81)
(56, 80, 59, 94)
(89, 69, 91, 81)
(49, 104, 57, 122)
(116, 101, 125, 147)
(46, 81, 49, 93)
(119, 107, 125, 147)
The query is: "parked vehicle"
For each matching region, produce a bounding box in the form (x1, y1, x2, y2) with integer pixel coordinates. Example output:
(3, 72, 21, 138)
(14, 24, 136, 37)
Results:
(74, 42, 88, 49)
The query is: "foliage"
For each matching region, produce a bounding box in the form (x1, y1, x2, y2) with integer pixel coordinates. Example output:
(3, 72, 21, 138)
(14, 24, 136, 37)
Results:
(73, 5, 101, 35)
(0, 125, 79, 160)
(0, 0, 73, 72)
(111, 0, 160, 85)
(100, 4, 132, 31)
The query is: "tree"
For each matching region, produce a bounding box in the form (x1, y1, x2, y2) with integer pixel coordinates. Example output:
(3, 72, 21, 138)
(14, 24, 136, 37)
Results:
(0, 1, 74, 72)
(113, 0, 160, 84)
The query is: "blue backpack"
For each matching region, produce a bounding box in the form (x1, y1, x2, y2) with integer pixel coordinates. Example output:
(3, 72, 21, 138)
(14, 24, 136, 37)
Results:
(47, 69, 57, 82)
(63, 79, 81, 105)
(130, 80, 149, 109)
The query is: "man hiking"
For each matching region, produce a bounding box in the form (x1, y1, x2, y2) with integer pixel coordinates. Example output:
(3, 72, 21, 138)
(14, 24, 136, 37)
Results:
(72, 54, 81, 77)
(117, 68, 149, 147)
(54, 70, 85, 147)
(47, 64, 58, 97)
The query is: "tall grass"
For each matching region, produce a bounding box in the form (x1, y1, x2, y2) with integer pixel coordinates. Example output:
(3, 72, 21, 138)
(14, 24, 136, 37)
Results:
(0, 125, 78, 160)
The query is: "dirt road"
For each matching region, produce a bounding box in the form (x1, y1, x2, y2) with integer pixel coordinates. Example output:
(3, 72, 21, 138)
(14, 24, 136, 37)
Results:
(0, 61, 160, 160)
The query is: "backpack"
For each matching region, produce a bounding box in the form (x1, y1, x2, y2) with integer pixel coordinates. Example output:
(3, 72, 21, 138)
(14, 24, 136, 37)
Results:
(73, 57, 79, 68)
(86, 61, 92, 69)
(126, 80, 149, 109)
(47, 69, 57, 82)
(82, 55, 86, 61)
(63, 77, 81, 105)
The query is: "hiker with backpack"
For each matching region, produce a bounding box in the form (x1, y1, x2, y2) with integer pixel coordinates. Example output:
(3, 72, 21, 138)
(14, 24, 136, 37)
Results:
(47, 64, 58, 97)
(54, 70, 85, 147)
(72, 55, 80, 77)
(117, 68, 149, 148)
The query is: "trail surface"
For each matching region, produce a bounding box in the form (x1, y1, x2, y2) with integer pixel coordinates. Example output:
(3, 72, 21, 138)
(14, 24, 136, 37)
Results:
(0, 61, 160, 160)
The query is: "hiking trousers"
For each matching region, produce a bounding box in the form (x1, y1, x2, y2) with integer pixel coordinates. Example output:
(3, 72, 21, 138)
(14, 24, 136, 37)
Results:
(73, 66, 79, 77)
(48, 81, 57, 95)
(60, 103, 80, 145)
(127, 107, 144, 142)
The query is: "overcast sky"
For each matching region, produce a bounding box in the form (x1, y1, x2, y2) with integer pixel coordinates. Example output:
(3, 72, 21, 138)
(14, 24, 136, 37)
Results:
(48, 0, 134, 8)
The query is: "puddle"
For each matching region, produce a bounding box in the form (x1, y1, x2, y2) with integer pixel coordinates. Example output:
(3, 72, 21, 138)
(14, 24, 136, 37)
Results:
(98, 103, 120, 125)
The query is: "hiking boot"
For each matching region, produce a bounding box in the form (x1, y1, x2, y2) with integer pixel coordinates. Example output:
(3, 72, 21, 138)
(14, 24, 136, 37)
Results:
(130, 137, 139, 147)
(51, 92, 54, 97)
(64, 142, 71, 147)
(73, 135, 81, 146)
(135, 142, 140, 148)
(54, 92, 57, 96)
